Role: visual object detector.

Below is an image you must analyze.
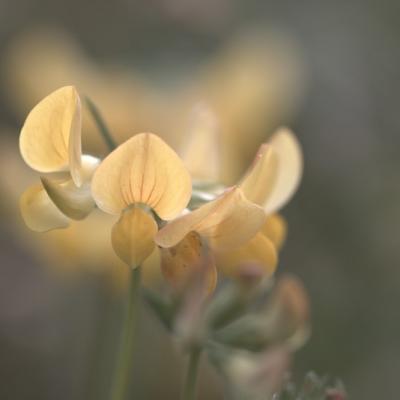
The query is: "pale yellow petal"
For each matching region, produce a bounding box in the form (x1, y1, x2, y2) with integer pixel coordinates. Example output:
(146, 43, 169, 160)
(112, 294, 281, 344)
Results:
(239, 144, 278, 206)
(67, 93, 82, 187)
(20, 184, 69, 232)
(261, 213, 287, 250)
(91, 133, 192, 219)
(216, 232, 277, 278)
(181, 104, 220, 182)
(263, 128, 303, 214)
(19, 86, 82, 185)
(160, 231, 217, 293)
(41, 177, 95, 220)
(111, 206, 158, 268)
(80, 154, 100, 183)
(156, 187, 266, 251)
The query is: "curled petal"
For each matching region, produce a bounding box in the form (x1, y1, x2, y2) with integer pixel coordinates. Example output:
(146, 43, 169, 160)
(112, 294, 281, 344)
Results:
(111, 206, 158, 267)
(91, 133, 192, 219)
(216, 232, 277, 278)
(181, 104, 220, 182)
(20, 184, 69, 232)
(156, 187, 266, 251)
(160, 231, 217, 293)
(19, 86, 83, 186)
(239, 144, 278, 207)
(263, 128, 303, 213)
(41, 177, 95, 220)
(261, 213, 287, 250)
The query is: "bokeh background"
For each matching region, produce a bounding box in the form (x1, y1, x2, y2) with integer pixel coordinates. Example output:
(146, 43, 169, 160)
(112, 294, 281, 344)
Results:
(0, 0, 399, 399)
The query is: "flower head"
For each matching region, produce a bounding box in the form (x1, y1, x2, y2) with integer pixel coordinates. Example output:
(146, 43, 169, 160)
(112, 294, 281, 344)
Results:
(19, 86, 99, 232)
(19, 85, 83, 185)
(214, 127, 302, 278)
(156, 127, 302, 282)
(91, 132, 192, 267)
(17, 85, 303, 293)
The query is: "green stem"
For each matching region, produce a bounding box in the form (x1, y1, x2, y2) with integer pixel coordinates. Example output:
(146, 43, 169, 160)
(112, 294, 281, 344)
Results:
(182, 348, 202, 400)
(110, 267, 141, 400)
(85, 96, 117, 151)
(85, 278, 119, 400)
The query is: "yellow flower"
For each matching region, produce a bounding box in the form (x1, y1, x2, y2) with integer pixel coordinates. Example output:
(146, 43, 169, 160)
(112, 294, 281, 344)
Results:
(216, 128, 302, 277)
(156, 187, 265, 251)
(91, 132, 192, 268)
(155, 186, 268, 285)
(157, 127, 302, 281)
(19, 86, 99, 232)
(160, 231, 218, 293)
(239, 127, 303, 216)
(182, 107, 302, 213)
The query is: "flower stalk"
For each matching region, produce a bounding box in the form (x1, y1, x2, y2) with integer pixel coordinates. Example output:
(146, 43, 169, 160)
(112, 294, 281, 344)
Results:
(85, 96, 117, 151)
(182, 347, 202, 400)
(110, 267, 141, 400)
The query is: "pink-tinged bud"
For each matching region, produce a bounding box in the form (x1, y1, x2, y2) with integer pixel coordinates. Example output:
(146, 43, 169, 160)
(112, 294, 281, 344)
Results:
(235, 262, 265, 287)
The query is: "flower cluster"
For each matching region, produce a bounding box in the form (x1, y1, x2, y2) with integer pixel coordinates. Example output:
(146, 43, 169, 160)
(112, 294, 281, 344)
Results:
(19, 86, 307, 400)
(19, 86, 302, 290)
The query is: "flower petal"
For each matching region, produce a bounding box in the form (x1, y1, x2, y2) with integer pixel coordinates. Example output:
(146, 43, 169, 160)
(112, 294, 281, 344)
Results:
(156, 187, 266, 251)
(160, 231, 217, 293)
(111, 206, 158, 267)
(19, 86, 83, 185)
(91, 133, 192, 219)
(261, 213, 287, 250)
(239, 144, 278, 207)
(41, 177, 95, 220)
(181, 104, 220, 182)
(20, 184, 69, 232)
(216, 232, 277, 278)
(263, 128, 303, 214)
(80, 154, 100, 182)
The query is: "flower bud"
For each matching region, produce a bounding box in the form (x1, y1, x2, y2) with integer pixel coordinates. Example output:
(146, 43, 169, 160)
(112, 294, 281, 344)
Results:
(223, 347, 290, 400)
(160, 231, 217, 293)
(212, 275, 310, 351)
(171, 243, 217, 348)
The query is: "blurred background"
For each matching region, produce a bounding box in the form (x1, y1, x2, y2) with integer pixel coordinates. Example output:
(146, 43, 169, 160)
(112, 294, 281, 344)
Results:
(0, 0, 399, 399)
